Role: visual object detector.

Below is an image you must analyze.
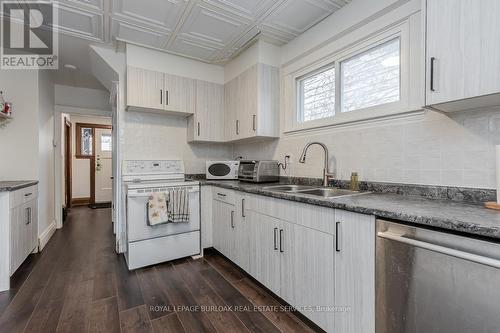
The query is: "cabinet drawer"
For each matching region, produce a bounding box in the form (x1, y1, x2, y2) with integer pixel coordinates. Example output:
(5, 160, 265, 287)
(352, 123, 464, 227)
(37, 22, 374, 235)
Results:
(10, 185, 38, 209)
(212, 188, 235, 205)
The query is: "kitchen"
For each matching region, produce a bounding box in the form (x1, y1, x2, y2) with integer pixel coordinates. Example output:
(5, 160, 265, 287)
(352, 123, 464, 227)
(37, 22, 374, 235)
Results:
(0, 0, 500, 332)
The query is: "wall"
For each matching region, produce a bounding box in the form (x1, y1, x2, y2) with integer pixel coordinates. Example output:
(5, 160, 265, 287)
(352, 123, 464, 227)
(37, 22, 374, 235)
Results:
(233, 0, 500, 189)
(124, 45, 233, 174)
(37, 70, 56, 238)
(55, 84, 111, 111)
(69, 115, 112, 199)
(0, 70, 39, 180)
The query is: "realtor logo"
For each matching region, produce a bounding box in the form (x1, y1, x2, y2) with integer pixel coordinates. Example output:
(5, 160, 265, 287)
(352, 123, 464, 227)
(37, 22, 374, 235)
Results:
(1, 1, 58, 69)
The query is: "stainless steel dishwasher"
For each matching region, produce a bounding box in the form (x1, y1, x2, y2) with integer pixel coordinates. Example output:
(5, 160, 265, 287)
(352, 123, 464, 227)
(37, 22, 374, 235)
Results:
(376, 219, 500, 333)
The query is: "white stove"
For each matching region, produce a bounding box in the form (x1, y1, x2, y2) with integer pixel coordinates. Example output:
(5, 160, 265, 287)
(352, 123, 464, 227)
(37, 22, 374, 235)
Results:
(122, 160, 200, 270)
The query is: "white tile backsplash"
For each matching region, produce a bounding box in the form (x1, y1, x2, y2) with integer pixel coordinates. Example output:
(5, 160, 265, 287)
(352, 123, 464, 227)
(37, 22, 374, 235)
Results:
(235, 109, 500, 189)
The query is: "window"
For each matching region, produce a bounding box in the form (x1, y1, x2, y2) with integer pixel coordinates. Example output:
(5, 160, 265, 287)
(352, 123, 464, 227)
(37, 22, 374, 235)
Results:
(298, 65, 336, 122)
(76, 126, 93, 157)
(295, 36, 402, 125)
(341, 38, 400, 113)
(100, 134, 112, 152)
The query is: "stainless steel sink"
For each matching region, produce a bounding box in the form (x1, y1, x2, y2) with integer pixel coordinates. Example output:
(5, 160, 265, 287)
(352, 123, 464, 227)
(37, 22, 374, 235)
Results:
(262, 185, 316, 193)
(297, 188, 362, 198)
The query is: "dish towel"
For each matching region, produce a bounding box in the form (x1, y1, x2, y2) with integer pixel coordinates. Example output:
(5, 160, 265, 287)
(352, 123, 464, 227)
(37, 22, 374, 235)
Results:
(147, 192, 169, 226)
(167, 188, 190, 223)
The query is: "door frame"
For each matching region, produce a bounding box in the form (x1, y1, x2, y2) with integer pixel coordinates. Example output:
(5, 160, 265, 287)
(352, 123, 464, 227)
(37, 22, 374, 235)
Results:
(64, 118, 72, 209)
(74, 122, 112, 204)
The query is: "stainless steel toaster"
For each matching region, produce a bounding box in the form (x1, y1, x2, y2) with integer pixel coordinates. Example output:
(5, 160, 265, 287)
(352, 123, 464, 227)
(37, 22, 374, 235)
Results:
(238, 160, 279, 183)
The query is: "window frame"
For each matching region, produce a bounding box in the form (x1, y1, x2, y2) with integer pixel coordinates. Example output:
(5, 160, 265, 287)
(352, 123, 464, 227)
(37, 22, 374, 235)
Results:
(286, 23, 411, 134)
(75, 123, 112, 159)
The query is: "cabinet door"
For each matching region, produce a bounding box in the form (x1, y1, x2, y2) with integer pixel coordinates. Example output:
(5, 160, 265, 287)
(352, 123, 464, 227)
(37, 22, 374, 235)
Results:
(164, 73, 196, 114)
(234, 194, 250, 272)
(248, 210, 281, 296)
(224, 77, 239, 141)
(212, 199, 235, 259)
(426, 0, 500, 105)
(237, 65, 257, 139)
(9, 206, 22, 275)
(281, 222, 335, 332)
(28, 200, 38, 253)
(127, 66, 164, 110)
(334, 210, 375, 333)
(193, 80, 225, 142)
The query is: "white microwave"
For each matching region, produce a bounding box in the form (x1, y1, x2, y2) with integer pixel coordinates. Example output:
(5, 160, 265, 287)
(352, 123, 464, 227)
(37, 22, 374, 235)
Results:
(206, 161, 240, 180)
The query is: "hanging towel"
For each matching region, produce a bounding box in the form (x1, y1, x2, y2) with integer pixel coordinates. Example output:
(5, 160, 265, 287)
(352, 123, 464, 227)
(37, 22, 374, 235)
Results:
(147, 192, 169, 226)
(167, 188, 190, 223)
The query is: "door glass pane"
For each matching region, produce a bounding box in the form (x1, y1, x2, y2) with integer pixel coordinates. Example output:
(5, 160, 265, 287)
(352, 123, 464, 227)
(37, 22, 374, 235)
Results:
(101, 133, 112, 152)
(298, 65, 336, 122)
(81, 128, 93, 155)
(341, 38, 400, 112)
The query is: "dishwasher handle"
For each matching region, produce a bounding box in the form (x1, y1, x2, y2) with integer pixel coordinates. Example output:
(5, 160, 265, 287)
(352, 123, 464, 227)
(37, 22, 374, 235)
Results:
(378, 231, 500, 269)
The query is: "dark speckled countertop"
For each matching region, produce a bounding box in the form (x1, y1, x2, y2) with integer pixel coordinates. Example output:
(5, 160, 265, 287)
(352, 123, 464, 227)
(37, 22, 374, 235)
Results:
(0, 181, 38, 192)
(200, 180, 500, 240)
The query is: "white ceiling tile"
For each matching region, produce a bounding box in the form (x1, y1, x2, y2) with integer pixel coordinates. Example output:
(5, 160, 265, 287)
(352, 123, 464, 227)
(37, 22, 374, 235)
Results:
(178, 3, 250, 48)
(202, 0, 274, 20)
(56, 4, 104, 41)
(169, 37, 221, 61)
(263, 0, 338, 35)
(112, 19, 169, 48)
(112, 0, 187, 32)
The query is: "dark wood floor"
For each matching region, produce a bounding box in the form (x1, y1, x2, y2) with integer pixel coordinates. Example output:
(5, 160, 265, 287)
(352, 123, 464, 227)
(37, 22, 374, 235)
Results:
(0, 207, 319, 333)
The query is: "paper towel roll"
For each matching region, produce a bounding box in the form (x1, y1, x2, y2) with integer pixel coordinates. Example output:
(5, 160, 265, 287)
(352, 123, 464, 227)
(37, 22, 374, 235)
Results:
(497, 145, 500, 204)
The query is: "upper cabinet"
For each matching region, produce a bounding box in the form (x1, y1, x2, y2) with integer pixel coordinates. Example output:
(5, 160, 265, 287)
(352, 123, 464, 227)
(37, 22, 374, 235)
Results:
(127, 66, 195, 116)
(225, 63, 279, 142)
(425, 0, 500, 111)
(187, 80, 225, 143)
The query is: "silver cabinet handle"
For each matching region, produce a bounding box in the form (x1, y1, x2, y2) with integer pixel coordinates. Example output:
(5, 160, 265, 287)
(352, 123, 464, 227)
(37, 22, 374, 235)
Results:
(216, 192, 226, 197)
(279, 229, 284, 253)
(166, 90, 169, 105)
(236, 120, 240, 135)
(160, 90, 163, 105)
(24, 193, 32, 197)
(335, 222, 341, 252)
(241, 198, 245, 218)
(197, 122, 200, 137)
(26, 207, 31, 225)
(230, 211, 235, 228)
(252, 115, 256, 131)
(430, 57, 436, 92)
(378, 231, 500, 269)
(273, 227, 278, 250)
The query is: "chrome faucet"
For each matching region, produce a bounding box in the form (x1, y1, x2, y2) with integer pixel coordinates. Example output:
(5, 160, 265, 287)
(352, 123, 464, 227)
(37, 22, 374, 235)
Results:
(299, 142, 335, 187)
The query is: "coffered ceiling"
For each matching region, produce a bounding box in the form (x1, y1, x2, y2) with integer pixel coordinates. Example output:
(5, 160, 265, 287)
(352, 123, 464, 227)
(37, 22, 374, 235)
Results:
(53, 0, 351, 64)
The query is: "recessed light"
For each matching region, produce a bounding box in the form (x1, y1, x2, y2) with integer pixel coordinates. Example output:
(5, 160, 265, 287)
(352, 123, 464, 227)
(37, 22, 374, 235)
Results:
(64, 64, 77, 70)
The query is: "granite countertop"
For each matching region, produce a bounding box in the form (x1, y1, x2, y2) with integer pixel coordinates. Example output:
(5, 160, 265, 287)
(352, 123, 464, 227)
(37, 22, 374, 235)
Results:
(200, 180, 500, 240)
(0, 181, 39, 192)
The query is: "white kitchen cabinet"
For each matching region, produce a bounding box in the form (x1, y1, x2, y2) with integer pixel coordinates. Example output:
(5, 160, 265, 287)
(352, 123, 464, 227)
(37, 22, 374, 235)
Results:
(426, 0, 500, 111)
(225, 63, 279, 142)
(281, 222, 335, 331)
(234, 194, 250, 272)
(247, 209, 281, 296)
(126, 66, 196, 116)
(187, 80, 225, 142)
(334, 209, 375, 333)
(212, 198, 234, 260)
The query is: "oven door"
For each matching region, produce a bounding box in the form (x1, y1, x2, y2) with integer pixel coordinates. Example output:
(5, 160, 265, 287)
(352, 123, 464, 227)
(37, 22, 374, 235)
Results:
(126, 185, 200, 242)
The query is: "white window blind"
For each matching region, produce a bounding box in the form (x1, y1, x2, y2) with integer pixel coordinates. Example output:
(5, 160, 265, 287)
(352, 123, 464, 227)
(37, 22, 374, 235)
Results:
(340, 38, 400, 113)
(298, 66, 335, 122)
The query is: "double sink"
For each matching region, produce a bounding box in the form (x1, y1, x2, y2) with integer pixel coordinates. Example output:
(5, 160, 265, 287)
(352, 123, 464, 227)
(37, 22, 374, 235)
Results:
(261, 184, 367, 199)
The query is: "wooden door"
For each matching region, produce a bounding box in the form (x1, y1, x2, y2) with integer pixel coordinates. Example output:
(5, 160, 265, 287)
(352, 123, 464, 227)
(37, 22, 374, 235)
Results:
(94, 128, 113, 203)
(281, 222, 335, 332)
(248, 210, 281, 296)
(334, 210, 375, 333)
(426, 0, 500, 105)
(127, 66, 164, 110)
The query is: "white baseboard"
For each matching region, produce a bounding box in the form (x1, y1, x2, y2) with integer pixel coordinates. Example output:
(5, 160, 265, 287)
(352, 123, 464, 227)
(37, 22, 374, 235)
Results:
(39, 220, 56, 251)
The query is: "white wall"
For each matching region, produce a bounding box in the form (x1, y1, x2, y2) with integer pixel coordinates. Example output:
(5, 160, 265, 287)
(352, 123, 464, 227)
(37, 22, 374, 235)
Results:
(38, 71, 56, 236)
(69, 115, 112, 199)
(55, 84, 111, 111)
(0, 70, 39, 180)
(233, 0, 500, 189)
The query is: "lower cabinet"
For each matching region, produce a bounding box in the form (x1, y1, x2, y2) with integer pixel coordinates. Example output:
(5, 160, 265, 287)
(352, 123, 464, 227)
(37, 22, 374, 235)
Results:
(210, 189, 375, 333)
